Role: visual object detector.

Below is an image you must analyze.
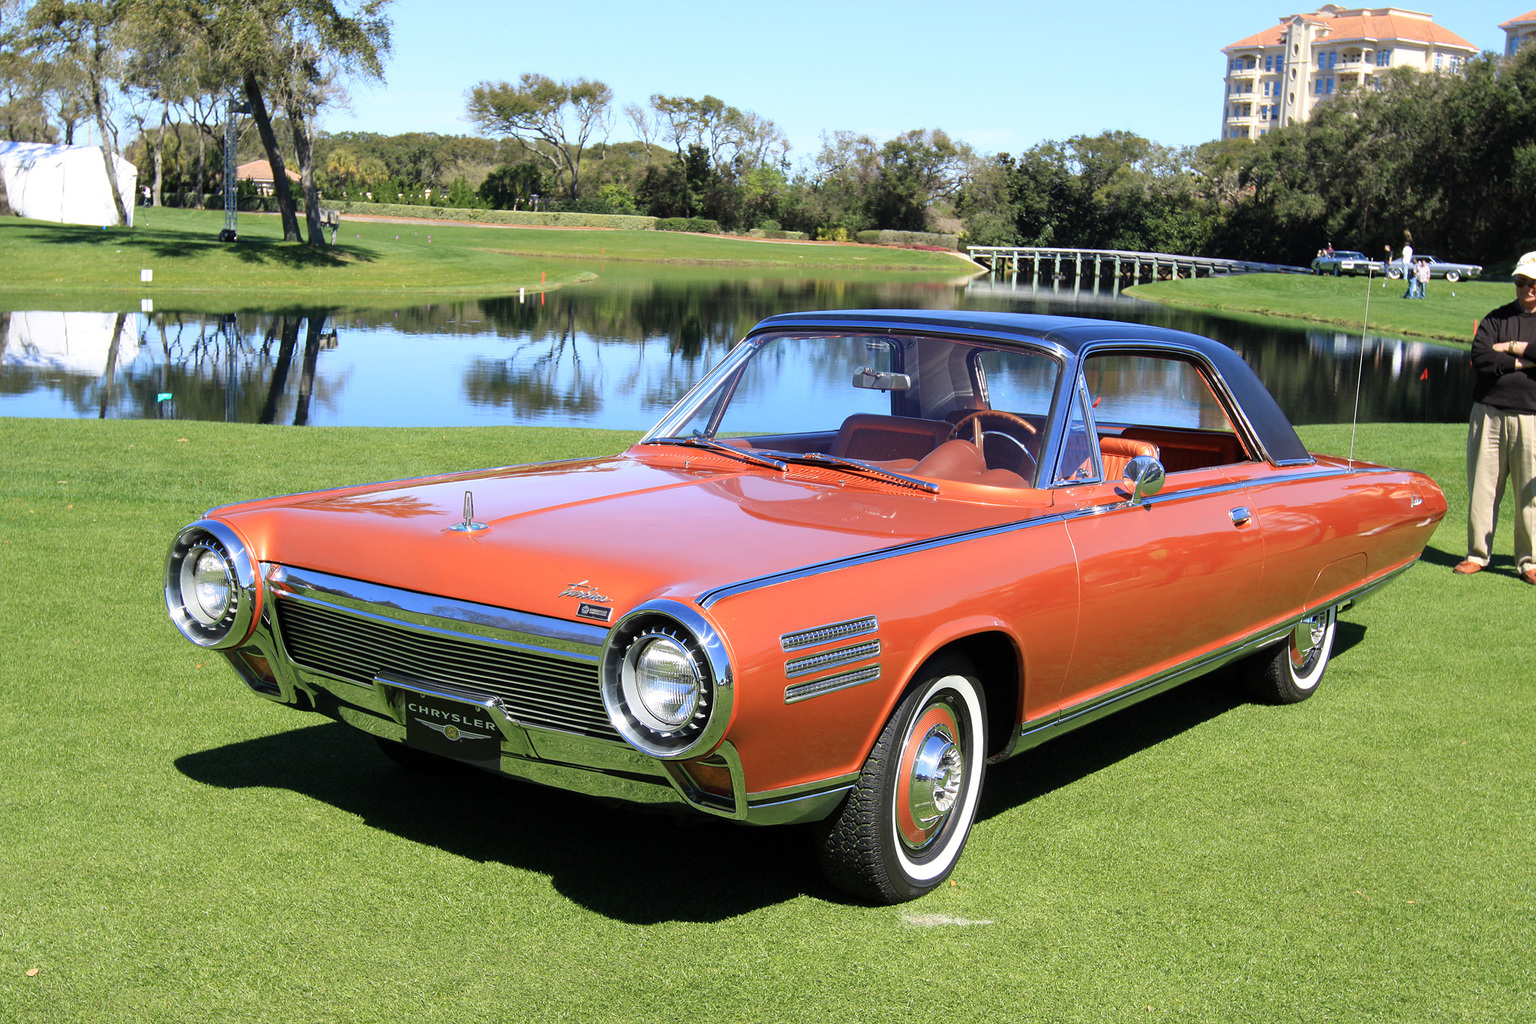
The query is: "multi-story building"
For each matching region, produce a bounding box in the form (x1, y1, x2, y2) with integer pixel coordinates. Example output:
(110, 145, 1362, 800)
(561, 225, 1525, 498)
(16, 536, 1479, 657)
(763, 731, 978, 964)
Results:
(1502, 9, 1536, 54)
(1220, 6, 1478, 140)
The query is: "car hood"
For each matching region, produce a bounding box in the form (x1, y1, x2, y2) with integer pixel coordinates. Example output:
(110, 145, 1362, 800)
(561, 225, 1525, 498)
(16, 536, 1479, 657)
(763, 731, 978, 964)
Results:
(214, 448, 1040, 621)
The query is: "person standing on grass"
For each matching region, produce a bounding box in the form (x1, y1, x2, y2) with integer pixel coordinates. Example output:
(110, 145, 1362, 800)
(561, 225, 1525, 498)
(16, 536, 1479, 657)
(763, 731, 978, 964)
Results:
(1457, 250, 1536, 584)
(1416, 258, 1431, 299)
(1401, 234, 1415, 298)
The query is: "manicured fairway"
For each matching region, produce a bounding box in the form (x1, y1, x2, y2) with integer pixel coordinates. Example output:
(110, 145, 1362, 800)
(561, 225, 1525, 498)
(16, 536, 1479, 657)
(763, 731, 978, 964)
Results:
(1133, 272, 1504, 345)
(2, 418, 1531, 1023)
(0, 208, 972, 311)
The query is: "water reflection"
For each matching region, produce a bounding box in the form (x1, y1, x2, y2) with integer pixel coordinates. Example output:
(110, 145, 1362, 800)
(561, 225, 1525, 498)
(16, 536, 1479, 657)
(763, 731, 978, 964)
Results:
(0, 267, 1475, 428)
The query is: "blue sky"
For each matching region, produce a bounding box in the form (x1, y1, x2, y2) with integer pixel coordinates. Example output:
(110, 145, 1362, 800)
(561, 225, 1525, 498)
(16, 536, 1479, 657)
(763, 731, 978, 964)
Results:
(319, 0, 1529, 164)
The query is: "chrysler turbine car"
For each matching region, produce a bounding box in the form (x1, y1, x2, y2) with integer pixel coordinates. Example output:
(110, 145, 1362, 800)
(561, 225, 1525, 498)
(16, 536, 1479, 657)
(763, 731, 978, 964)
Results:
(165, 310, 1446, 904)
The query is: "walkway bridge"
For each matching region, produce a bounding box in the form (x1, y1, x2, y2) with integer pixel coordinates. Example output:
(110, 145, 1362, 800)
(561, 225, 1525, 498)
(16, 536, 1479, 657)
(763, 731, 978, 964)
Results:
(967, 246, 1307, 285)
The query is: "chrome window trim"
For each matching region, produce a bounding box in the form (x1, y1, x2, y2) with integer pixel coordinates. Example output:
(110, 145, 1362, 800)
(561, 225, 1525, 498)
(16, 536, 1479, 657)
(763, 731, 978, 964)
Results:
(1069, 339, 1276, 466)
(266, 565, 606, 657)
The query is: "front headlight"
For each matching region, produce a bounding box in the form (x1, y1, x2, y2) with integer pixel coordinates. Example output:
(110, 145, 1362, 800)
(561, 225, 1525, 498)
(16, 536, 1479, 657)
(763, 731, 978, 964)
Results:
(602, 601, 733, 759)
(164, 520, 260, 649)
(622, 633, 703, 730)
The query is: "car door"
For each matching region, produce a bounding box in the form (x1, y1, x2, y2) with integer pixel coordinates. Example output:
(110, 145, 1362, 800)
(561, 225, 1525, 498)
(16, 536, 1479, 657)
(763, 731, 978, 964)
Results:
(1048, 352, 1265, 714)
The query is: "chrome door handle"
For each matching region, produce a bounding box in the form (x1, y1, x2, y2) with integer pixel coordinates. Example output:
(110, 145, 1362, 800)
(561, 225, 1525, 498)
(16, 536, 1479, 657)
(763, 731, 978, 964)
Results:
(1230, 506, 1252, 526)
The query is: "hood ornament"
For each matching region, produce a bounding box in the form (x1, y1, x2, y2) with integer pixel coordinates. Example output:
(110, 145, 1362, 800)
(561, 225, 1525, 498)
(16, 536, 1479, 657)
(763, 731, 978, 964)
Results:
(449, 490, 488, 533)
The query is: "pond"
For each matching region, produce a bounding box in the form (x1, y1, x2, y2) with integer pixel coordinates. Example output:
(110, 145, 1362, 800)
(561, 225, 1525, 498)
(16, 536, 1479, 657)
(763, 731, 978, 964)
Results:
(0, 263, 1473, 429)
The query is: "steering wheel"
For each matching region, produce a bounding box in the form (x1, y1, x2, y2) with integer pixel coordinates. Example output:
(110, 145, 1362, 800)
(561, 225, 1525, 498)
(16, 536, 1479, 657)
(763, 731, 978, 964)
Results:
(947, 410, 1038, 470)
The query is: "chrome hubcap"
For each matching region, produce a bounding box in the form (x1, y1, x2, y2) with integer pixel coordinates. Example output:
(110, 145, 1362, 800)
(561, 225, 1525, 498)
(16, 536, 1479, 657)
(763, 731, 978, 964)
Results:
(1290, 611, 1330, 674)
(898, 709, 965, 852)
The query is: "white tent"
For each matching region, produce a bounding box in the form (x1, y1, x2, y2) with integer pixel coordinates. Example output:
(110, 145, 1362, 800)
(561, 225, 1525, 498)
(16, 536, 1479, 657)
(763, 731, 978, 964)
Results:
(4, 311, 143, 374)
(0, 142, 137, 228)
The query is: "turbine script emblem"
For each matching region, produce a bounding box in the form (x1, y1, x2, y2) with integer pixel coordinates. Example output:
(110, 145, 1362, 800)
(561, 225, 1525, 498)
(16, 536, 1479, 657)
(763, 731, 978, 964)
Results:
(449, 489, 488, 532)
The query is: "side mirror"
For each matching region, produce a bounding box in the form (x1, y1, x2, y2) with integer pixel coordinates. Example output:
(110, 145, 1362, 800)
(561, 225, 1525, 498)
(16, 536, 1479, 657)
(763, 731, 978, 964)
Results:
(1124, 455, 1165, 506)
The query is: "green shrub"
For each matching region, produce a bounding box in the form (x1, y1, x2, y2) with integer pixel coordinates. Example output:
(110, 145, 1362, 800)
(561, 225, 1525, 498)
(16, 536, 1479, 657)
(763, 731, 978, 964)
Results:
(746, 228, 809, 241)
(325, 201, 657, 230)
(655, 217, 720, 234)
(854, 229, 960, 250)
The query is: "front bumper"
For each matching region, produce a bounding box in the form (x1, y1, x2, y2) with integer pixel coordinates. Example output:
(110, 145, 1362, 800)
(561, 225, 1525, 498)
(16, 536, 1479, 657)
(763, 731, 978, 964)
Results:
(220, 564, 849, 826)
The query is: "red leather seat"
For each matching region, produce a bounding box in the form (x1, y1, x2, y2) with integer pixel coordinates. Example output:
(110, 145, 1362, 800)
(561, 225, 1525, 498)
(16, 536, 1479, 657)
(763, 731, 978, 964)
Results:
(1099, 436, 1160, 480)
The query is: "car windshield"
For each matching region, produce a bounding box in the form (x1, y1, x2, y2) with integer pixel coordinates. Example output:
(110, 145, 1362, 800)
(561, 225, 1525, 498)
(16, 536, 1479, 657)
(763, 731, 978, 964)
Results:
(644, 330, 1064, 486)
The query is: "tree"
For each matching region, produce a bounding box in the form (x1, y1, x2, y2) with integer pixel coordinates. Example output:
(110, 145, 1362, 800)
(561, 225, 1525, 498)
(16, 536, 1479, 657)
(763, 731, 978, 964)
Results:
(478, 162, 543, 210)
(467, 74, 612, 199)
(24, 0, 133, 222)
(175, 0, 391, 243)
(0, 2, 55, 142)
(867, 129, 962, 232)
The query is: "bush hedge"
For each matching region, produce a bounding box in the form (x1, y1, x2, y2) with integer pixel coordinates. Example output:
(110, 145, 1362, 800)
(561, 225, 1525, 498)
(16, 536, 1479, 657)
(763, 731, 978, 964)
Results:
(323, 202, 658, 230)
(654, 217, 722, 234)
(745, 228, 810, 241)
(854, 229, 960, 250)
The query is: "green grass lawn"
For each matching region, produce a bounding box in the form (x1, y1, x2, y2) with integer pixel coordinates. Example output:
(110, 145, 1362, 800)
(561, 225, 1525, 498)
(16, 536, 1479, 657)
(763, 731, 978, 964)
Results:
(3, 418, 1532, 1023)
(1132, 272, 1508, 345)
(0, 208, 972, 312)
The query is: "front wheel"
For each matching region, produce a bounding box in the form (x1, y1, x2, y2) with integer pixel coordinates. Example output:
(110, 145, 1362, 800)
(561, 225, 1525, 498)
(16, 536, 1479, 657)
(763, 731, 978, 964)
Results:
(815, 656, 988, 903)
(1445, 270, 1461, 282)
(1239, 606, 1337, 704)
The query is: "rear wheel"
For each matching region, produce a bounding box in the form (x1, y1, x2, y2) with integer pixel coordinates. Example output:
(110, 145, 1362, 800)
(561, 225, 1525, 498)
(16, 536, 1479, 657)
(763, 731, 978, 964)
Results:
(1240, 606, 1337, 704)
(815, 656, 987, 903)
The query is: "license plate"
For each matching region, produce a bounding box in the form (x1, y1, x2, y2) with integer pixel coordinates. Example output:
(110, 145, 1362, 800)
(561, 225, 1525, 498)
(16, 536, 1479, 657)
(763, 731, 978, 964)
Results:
(401, 691, 503, 769)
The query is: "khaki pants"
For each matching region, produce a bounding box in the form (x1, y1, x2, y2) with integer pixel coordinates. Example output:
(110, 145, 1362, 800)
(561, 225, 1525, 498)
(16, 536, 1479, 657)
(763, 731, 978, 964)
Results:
(1466, 401, 1536, 573)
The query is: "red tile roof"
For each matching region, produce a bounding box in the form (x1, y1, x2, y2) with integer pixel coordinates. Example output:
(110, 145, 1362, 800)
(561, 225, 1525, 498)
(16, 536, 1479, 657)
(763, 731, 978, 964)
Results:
(1501, 9, 1536, 28)
(1224, 8, 1477, 53)
(235, 159, 300, 182)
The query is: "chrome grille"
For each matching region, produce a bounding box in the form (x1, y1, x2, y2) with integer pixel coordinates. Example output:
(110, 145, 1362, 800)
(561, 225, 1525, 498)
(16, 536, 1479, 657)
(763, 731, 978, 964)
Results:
(274, 596, 616, 739)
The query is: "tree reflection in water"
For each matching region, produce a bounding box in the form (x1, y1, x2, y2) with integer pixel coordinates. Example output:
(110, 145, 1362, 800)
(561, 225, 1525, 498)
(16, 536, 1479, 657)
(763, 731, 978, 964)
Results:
(0, 270, 1478, 427)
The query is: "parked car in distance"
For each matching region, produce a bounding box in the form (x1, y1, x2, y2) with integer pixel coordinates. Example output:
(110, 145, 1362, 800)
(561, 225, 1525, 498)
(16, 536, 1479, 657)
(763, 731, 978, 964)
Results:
(1386, 256, 1483, 282)
(1310, 251, 1384, 276)
(164, 309, 1447, 904)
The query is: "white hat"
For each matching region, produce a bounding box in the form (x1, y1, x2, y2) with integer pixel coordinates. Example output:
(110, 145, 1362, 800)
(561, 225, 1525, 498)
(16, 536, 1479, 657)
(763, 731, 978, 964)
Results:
(1515, 252, 1536, 280)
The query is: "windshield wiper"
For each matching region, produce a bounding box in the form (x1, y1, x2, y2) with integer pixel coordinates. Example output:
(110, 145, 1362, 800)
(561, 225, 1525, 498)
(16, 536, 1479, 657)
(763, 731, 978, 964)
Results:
(776, 451, 940, 494)
(647, 435, 788, 472)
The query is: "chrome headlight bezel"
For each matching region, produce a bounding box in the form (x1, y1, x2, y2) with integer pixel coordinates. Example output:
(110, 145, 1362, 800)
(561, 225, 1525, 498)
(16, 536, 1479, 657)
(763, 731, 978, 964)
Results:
(601, 600, 733, 760)
(164, 519, 261, 649)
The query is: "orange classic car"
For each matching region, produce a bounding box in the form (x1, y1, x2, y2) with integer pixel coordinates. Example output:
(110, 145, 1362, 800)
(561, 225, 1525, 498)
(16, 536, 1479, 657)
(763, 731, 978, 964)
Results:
(164, 310, 1446, 903)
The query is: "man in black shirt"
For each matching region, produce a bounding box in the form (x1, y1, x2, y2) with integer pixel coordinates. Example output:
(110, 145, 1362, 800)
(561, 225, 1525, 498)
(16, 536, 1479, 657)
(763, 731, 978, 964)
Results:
(1457, 252, 1536, 584)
